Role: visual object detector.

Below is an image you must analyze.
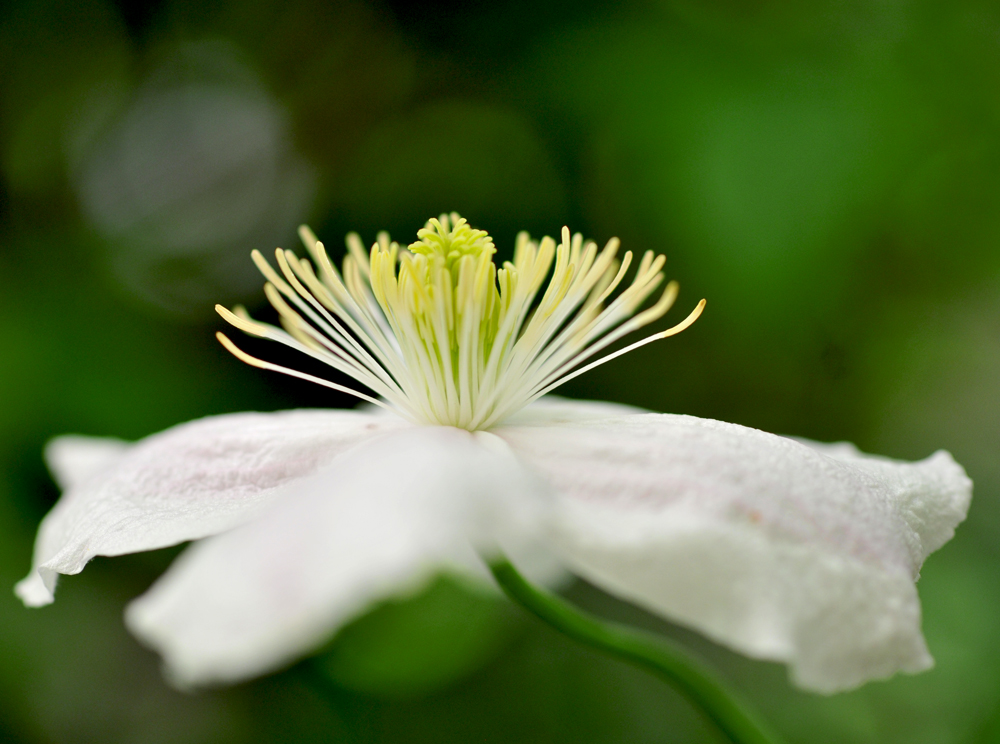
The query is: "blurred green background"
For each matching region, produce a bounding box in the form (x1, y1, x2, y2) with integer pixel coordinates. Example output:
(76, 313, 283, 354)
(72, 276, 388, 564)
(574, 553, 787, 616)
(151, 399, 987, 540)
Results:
(2, 0, 999, 741)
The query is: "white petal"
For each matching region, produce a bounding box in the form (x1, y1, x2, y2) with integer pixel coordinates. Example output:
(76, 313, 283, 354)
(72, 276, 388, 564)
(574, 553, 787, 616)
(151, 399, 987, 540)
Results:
(496, 409, 972, 693)
(45, 436, 130, 491)
(795, 439, 971, 559)
(16, 409, 406, 607)
(500, 394, 646, 426)
(125, 426, 548, 687)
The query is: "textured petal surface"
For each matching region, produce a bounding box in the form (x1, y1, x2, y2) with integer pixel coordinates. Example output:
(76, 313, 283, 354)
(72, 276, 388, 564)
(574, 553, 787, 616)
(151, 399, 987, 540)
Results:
(16, 409, 406, 606)
(496, 408, 972, 692)
(125, 426, 548, 687)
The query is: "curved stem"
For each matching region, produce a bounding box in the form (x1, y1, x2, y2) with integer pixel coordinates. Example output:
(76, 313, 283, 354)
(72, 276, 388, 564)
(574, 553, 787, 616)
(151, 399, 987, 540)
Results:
(490, 558, 783, 744)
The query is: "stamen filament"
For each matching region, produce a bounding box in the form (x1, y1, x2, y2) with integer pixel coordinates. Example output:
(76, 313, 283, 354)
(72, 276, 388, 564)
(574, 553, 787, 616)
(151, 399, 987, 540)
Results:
(219, 214, 703, 430)
(215, 333, 405, 416)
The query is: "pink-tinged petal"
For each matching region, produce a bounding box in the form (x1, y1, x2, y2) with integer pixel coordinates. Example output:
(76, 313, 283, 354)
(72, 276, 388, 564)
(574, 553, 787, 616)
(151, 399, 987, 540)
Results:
(125, 426, 548, 687)
(16, 410, 407, 607)
(496, 409, 972, 693)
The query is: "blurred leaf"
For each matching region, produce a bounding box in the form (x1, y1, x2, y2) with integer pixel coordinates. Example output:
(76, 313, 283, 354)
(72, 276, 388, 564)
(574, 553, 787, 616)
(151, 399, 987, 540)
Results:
(160, 0, 418, 169)
(337, 100, 568, 241)
(314, 574, 522, 698)
(543, 21, 932, 333)
(0, 0, 131, 196)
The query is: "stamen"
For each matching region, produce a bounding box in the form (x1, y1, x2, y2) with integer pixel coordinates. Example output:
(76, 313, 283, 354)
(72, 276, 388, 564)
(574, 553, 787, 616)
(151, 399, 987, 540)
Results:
(215, 333, 404, 416)
(217, 303, 404, 406)
(518, 298, 705, 409)
(220, 215, 704, 430)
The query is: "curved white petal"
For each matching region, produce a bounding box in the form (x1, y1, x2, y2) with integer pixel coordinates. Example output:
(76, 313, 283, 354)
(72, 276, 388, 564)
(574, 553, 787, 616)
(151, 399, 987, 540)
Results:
(496, 409, 972, 693)
(17, 409, 406, 607)
(794, 439, 970, 559)
(501, 395, 645, 426)
(45, 435, 130, 491)
(125, 426, 548, 688)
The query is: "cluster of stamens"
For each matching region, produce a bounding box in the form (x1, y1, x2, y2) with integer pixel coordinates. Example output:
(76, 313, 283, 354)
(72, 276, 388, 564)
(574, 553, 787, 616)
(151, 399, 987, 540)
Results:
(217, 214, 704, 430)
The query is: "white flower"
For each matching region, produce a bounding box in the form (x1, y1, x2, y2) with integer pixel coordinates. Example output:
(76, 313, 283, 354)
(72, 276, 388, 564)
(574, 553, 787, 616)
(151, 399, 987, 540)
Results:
(17, 215, 971, 694)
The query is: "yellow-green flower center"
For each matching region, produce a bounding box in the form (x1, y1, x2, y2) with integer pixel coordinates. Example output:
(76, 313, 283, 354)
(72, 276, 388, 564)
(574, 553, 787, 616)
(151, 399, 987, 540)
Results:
(408, 217, 496, 274)
(216, 213, 704, 430)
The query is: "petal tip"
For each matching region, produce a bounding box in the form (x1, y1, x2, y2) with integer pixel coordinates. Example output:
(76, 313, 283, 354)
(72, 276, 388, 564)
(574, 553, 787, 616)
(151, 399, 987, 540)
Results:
(791, 633, 934, 694)
(15, 572, 55, 607)
(906, 449, 974, 559)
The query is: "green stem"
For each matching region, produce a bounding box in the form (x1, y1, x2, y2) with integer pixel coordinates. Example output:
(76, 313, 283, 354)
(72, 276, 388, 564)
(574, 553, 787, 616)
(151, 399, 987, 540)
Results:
(490, 558, 783, 744)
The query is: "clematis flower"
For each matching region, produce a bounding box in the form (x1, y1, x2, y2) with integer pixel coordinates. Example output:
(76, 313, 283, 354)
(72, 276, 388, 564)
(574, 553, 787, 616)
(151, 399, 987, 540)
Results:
(17, 215, 970, 695)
